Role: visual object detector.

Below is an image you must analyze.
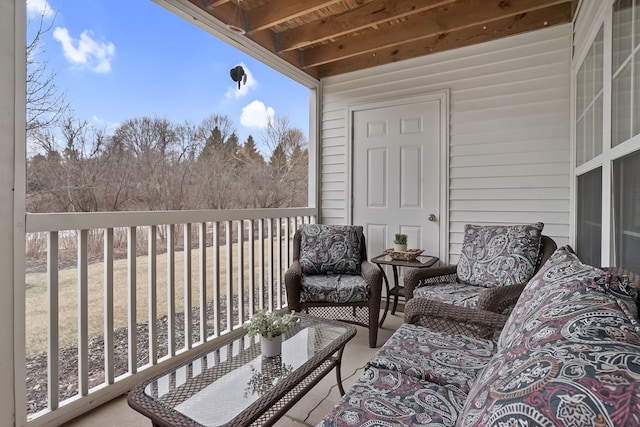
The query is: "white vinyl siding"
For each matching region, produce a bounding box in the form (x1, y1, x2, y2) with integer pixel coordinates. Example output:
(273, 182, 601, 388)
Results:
(320, 25, 571, 262)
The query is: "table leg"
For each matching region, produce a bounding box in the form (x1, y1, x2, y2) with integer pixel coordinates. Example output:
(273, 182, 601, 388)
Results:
(335, 347, 347, 396)
(391, 266, 400, 315)
(376, 263, 390, 327)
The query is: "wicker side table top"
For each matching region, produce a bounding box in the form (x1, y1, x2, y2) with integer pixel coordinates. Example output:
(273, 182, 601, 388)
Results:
(128, 314, 356, 427)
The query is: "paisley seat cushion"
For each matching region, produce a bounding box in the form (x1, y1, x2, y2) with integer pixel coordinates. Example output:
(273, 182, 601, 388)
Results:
(367, 323, 496, 393)
(316, 367, 467, 427)
(458, 247, 640, 427)
(457, 223, 544, 288)
(412, 282, 481, 309)
(300, 274, 369, 303)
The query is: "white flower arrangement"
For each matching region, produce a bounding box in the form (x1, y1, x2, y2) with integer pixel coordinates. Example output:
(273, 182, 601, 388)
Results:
(245, 310, 295, 340)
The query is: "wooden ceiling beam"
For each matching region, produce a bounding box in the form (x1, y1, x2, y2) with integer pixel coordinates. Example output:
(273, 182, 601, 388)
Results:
(316, 2, 572, 77)
(302, 0, 572, 68)
(247, 0, 343, 33)
(202, 0, 231, 9)
(189, 0, 319, 78)
(277, 0, 457, 52)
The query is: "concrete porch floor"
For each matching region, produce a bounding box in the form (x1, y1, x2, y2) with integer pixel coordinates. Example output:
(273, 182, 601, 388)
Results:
(61, 310, 404, 427)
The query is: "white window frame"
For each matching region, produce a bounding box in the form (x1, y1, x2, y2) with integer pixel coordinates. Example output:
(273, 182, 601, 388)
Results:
(572, 0, 640, 266)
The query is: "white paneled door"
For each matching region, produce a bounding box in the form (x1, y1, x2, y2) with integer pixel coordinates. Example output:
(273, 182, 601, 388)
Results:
(353, 98, 441, 261)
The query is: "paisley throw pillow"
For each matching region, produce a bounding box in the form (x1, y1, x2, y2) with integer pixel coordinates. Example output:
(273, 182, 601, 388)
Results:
(299, 224, 363, 275)
(456, 223, 544, 288)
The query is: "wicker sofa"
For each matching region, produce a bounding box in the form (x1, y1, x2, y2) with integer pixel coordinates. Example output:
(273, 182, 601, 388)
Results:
(318, 247, 640, 426)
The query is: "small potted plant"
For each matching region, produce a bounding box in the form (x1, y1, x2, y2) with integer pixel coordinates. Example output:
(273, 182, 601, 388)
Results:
(394, 233, 408, 252)
(246, 310, 295, 357)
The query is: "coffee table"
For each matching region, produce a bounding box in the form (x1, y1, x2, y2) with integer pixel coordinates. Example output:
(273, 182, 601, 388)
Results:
(371, 253, 439, 326)
(128, 314, 356, 427)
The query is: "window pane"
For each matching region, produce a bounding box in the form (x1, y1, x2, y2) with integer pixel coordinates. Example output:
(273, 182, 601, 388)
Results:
(577, 168, 602, 266)
(614, 150, 640, 273)
(585, 106, 594, 163)
(635, 51, 640, 136)
(576, 26, 604, 165)
(593, 95, 603, 158)
(635, 0, 640, 49)
(613, 0, 633, 73)
(595, 27, 604, 94)
(576, 116, 585, 166)
(577, 64, 586, 116)
(612, 61, 632, 147)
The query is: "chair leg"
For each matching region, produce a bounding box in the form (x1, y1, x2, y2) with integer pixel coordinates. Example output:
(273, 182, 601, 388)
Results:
(368, 323, 378, 348)
(368, 307, 380, 348)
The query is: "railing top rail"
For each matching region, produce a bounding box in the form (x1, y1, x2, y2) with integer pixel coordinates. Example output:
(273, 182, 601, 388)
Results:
(26, 207, 318, 233)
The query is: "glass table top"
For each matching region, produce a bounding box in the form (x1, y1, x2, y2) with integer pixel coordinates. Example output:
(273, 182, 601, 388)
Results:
(371, 253, 439, 268)
(143, 316, 349, 426)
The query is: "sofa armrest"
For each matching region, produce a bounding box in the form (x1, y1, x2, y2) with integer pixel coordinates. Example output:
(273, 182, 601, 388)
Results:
(404, 298, 508, 340)
(404, 265, 458, 302)
(477, 283, 527, 314)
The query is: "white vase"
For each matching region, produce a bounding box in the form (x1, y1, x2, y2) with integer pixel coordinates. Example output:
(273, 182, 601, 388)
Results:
(260, 334, 283, 358)
(393, 244, 407, 252)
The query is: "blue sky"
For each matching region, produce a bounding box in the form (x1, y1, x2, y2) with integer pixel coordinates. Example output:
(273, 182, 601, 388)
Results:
(26, 0, 310, 154)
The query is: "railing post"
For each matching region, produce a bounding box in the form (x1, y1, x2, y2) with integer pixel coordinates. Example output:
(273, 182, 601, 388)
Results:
(104, 228, 114, 384)
(183, 223, 192, 349)
(267, 218, 274, 311)
(276, 217, 282, 309)
(148, 225, 157, 365)
(167, 224, 176, 356)
(212, 221, 221, 336)
(78, 230, 89, 396)
(248, 220, 255, 316)
(198, 222, 207, 342)
(237, 220, 245, 325)
(128, 227, 137, 374)
(225, 220, 233, 331)
(47, 231, 59, 410)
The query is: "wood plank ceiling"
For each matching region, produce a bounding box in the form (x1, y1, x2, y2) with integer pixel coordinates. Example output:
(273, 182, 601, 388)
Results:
(189, 0, 578, 79)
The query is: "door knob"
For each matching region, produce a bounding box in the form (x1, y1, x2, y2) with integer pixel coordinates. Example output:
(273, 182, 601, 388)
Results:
(427, 214, 437, 222)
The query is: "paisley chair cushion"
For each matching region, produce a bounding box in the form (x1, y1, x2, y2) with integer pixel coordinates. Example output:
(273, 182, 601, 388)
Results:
(300, 274, 369, 303)
(457, 223, 544, 288)
(299, 224, 363, 275)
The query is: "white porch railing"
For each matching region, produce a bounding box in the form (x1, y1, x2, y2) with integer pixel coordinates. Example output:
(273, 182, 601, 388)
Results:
(23, 207, 317, 426)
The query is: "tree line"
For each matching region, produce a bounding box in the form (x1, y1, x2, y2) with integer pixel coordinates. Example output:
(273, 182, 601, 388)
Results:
(26, 113, 308, 213)
(25, 10, 308, 214)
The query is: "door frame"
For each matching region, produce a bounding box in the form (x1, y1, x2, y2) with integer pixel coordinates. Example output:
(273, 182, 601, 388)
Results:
(346, 89, 450, 263)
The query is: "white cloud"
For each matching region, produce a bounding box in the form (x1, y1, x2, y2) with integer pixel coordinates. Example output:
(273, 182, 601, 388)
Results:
(27, 0, 53, 18)
(241, 100, 275, 129)
(225, 63, 257, 99)
(53, 27, 116, 73)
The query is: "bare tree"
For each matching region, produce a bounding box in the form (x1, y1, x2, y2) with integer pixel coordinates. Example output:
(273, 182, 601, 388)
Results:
(256, 115, 309, 207)
(26, 8, 69, 139)
(111, 116, 181, 210)
(27, 116, 109, 212)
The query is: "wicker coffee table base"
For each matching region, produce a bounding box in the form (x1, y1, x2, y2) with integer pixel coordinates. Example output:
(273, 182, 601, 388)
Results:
(128, 315, 355, 427)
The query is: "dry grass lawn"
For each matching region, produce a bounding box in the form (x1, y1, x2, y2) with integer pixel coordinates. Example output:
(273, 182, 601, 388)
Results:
(25, 240, 290, 355)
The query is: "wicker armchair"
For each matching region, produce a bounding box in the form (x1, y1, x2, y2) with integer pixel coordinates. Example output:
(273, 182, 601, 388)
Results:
(404, 264, 639, 341)
(404, 234, 557, 315)
(285, 225, 383, 348)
